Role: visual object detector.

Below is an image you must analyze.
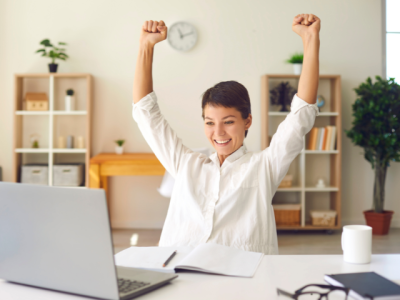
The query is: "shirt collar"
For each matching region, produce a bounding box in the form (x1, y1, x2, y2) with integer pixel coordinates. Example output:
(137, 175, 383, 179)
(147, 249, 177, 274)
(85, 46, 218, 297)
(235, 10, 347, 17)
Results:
(209, 144, 248, 166)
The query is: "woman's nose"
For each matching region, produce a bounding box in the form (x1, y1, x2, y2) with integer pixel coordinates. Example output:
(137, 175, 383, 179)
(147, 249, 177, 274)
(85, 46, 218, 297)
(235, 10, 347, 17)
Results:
(216, 124, 225, 136)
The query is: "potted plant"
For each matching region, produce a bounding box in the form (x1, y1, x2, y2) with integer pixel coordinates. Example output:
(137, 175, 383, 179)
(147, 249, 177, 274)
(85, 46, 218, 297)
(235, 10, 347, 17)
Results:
(35, 39, 69, 73)
(115, 140, 125, 155)
(346, 76, 400, 235)
(286, 53, 303, 75)
(65, 89, 75, 111)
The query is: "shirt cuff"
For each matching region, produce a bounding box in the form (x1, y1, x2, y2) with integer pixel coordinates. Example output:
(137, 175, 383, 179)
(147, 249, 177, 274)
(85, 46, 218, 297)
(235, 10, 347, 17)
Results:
(132, 91, 158, 111)
(290, 94, 319, 116)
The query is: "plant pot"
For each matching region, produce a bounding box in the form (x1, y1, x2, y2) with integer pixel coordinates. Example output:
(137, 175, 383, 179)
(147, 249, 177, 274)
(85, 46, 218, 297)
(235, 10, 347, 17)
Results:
(363, 210, 394, 235)
(115, 145, 124, 155)
(65, 95, 75, 111)
(48, 63, 58, 73)
(293, 63, 302, 75)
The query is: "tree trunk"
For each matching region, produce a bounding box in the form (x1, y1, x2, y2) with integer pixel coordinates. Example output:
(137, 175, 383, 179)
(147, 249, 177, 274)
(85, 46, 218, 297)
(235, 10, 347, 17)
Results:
(373, 155, 387, 213)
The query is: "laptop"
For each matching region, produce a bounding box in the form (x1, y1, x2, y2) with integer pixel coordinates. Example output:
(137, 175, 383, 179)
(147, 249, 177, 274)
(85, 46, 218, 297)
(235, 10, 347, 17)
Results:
(0, 182, 178, 299)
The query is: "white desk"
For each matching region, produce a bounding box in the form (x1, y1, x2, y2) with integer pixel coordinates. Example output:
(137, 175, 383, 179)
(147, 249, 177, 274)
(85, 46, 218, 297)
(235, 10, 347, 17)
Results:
(1, 255, 399, 300)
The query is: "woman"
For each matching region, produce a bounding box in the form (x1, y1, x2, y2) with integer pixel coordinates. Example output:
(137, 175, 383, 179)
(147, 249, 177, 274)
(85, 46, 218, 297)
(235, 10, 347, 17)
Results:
(132, 14, 320, 255)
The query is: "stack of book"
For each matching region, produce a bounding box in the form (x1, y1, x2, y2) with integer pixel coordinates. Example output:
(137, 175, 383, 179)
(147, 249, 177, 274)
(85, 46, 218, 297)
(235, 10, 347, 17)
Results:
(307, 126, 337, 151)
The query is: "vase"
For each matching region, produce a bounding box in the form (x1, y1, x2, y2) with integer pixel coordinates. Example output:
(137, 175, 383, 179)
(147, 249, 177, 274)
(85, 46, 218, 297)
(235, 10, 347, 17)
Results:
(293, 63, 302, 75)
(65, 96, 75, 111)
(115, 146, 124, 155)
(48, 63, 58, 73)
(363, 210, 394, 235)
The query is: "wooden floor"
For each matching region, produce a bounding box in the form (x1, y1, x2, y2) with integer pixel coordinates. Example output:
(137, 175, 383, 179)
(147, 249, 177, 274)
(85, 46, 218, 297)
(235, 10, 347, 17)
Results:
(112, 228, 400, 255)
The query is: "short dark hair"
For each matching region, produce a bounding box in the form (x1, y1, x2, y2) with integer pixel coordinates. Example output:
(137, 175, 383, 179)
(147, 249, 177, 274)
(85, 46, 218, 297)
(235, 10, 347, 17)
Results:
(201, 81, 252, 138)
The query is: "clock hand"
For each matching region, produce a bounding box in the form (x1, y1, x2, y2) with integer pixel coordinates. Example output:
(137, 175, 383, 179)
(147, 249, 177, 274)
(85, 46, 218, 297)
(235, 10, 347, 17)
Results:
(182, 31, 194, 38)
(178, 29, 183, 39)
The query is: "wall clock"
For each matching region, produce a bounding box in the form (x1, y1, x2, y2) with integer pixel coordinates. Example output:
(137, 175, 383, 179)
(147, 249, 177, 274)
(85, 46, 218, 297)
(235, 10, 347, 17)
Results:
(167, 22, 198, 52)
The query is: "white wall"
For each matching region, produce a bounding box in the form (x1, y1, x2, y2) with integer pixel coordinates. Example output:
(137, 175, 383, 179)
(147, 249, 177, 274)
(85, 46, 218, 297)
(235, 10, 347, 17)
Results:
(1, 0, 399, 228)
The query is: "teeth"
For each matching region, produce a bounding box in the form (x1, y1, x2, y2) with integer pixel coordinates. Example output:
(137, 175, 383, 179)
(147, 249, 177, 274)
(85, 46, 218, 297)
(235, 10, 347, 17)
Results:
(215, 139, 231, 144)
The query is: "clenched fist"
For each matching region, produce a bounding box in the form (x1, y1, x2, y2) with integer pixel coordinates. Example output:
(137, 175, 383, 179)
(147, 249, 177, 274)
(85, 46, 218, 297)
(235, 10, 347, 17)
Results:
(140, 20, 168, 47)
(292, 14, 320, 38)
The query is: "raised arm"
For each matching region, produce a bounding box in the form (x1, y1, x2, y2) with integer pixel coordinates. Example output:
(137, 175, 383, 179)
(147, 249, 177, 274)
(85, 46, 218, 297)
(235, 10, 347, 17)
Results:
(133, 20, 167, 104)
(292, 14, 320, 104)
(265, 14, 320, 193)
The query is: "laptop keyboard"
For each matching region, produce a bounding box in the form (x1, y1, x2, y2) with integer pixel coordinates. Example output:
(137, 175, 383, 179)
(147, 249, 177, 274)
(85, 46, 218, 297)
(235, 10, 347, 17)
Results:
(118, 278, 151, 294)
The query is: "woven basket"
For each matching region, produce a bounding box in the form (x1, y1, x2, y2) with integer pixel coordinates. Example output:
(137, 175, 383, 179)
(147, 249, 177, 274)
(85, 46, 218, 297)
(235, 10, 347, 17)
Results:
(273, 204, 301, 226)
(310, 210, 337, 226)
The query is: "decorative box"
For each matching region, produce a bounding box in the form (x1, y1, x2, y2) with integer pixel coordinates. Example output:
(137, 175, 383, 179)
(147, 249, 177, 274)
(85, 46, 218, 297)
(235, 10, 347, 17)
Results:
(21, 164, 48, 185)
(310, 210, 337, 226)
(273, 204, 301, 226)
(25, 93, 49, 111)
(53, 164, 84, 187)
(278, 174, 293, 188)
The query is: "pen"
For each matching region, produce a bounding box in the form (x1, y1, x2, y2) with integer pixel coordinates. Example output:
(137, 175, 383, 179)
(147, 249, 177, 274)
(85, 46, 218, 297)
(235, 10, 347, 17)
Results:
(162, 250, 177, 267)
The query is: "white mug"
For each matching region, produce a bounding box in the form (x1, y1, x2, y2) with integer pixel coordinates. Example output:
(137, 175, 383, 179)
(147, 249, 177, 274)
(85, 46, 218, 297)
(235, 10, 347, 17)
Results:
(341, 225, 372, 264)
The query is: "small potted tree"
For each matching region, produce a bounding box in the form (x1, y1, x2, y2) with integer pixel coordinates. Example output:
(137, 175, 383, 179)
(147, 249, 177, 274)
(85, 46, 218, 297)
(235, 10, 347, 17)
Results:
(115, 140, 125, 155)
(346, 76, 400, 235)
(286, 53, 303, 75)
(65, 89, 75, 111)
(35, 39, 69, 73)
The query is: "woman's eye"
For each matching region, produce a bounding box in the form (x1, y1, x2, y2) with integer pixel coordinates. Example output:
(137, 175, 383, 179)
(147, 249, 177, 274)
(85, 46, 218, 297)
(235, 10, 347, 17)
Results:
(206, 122, 214, 125)
(225, 121, 234, 124)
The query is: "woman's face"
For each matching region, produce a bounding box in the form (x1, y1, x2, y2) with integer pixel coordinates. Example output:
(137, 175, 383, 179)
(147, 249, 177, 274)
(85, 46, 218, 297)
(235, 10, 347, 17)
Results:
(204, 104, 252, 158)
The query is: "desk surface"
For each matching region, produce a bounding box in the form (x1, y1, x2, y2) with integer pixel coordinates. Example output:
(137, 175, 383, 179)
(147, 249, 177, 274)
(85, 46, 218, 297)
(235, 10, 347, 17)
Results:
(90, 153, 160, 164)
(1, 255, 400, 300)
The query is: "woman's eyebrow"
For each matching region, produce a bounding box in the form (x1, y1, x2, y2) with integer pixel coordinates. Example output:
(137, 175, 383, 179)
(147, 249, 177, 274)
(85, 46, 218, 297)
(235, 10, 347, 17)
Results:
(205, 115, 237, 120)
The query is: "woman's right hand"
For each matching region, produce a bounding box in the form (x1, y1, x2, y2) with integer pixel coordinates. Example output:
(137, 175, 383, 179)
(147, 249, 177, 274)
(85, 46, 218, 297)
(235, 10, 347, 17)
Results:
(140, 20, 168, 47)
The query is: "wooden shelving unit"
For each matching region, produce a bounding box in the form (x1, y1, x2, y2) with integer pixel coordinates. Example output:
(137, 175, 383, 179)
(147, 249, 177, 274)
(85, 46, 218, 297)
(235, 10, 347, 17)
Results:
(261, 74, 342, 230)
(13, 73, 92, 187)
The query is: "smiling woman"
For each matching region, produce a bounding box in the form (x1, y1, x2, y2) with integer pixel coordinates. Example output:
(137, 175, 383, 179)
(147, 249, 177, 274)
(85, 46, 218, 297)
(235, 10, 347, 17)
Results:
(202, 81, 252, 165)
(132, 15, 320, 254)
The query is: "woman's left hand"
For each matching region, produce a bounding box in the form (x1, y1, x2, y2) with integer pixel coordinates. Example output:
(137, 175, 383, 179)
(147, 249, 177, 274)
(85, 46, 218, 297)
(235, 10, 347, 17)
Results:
(292, 14, 320, 38)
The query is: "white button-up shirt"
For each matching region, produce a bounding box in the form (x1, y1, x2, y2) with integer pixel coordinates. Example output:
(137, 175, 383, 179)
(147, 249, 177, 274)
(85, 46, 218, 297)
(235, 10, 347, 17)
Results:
(132, 92, 318, 255)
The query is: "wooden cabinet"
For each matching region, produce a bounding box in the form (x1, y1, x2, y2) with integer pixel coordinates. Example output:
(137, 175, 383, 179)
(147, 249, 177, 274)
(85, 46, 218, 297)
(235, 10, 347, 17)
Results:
(13, 73, 92, 187)
(261, 74, 342, 230)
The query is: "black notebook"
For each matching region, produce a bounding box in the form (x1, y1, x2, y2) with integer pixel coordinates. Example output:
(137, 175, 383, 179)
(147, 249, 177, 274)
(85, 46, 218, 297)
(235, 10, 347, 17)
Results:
(324, 272, 400, 300)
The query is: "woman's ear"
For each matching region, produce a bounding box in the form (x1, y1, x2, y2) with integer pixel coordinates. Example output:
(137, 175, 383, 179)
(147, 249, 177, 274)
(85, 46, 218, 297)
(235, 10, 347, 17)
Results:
(245, 114, 252, 130)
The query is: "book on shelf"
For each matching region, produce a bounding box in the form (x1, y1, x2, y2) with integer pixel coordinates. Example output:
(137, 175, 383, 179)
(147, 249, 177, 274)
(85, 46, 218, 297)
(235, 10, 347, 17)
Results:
(307, 126, 337, 151)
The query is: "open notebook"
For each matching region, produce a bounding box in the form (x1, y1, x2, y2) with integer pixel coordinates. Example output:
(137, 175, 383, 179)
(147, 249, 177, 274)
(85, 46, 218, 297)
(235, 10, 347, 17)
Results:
(115, 243, 264, 278)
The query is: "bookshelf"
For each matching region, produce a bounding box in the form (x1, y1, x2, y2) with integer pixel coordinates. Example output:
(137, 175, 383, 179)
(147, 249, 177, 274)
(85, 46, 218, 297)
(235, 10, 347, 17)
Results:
(261, 74, 342, 230)
(13, 73, 92, 187)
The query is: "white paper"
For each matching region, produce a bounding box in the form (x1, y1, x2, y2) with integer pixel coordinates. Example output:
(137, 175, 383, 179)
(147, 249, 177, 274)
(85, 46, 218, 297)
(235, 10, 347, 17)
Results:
(176, 243, 264, 278)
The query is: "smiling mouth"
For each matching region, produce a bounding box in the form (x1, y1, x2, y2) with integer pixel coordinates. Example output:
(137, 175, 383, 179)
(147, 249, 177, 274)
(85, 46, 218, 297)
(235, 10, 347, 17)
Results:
(214, 139, 232, 146)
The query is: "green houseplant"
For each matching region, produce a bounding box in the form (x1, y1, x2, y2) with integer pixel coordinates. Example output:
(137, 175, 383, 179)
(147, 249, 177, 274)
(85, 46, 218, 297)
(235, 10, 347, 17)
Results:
(115, 140, 125, 155)
(35, 39, 69, 73)
(345, 76, 400, 234)
(286, 53, 303, 75)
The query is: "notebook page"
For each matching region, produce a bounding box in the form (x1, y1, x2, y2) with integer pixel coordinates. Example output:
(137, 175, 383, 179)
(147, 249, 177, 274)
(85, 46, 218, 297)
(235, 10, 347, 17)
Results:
(176, 243, 264, 278)
(114, 246, 192, 273)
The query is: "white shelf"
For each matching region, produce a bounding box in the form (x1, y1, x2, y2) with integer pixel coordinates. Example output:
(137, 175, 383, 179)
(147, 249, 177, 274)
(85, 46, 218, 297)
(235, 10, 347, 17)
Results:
(52, 149, 87, 153)
(15, 148, 50, 153)
(16, 111, 50, 115)
(268, 112, 339, 116)
(305, 187, 339, 192)
(53, 111, 87, 115)
(303, 150, 339, 154)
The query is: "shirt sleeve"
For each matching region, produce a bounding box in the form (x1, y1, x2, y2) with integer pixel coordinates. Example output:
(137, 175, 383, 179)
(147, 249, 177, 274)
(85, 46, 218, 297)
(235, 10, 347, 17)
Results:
(132, 91, 193, 178)
(264, 94, 319, 193)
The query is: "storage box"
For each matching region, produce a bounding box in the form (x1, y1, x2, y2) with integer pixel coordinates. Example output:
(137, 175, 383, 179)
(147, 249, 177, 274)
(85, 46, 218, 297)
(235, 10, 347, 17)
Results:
(21, 164, 48, 185)
(310, 210, 337, 226)
(53, 164, 84, 187)
(273, 204, 301, 226)
(25, 93, 49, 111)
(278, 174, 293, 188)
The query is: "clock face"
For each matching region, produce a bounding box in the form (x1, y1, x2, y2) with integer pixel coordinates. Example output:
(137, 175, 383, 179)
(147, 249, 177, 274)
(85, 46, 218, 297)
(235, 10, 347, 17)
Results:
(168, 22, 198, 52)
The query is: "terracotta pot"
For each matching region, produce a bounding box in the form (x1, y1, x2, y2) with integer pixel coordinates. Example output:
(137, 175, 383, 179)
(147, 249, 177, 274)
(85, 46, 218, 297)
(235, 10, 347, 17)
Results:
(363, 210, 394, 235)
